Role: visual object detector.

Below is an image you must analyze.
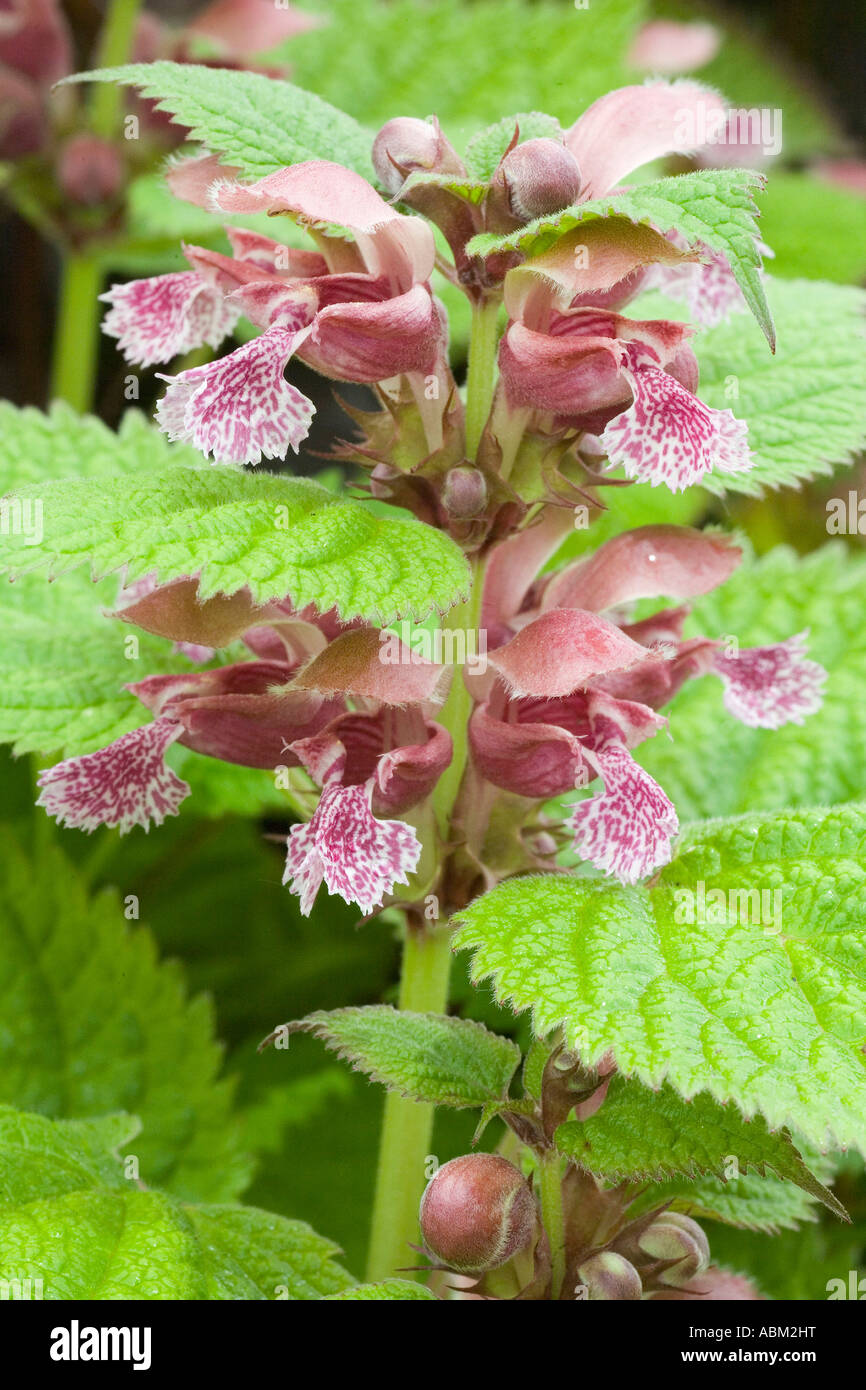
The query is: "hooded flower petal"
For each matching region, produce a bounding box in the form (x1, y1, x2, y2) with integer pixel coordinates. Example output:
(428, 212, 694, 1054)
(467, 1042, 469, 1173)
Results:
(283, 780, 422, 915)
(299, 285, 443, 382)
(564, 81, 727, 199)
(542, 525, 741, 614)
(712, 632, 826, 728)
(488, 608, 658, 698)
(115, 574, 275, 648)
(628, 20, 720, 75)
(36, 716, 190, 833)
(155, 324, 315, 464)
(100, 271, 239, 366)
(569, 739, 678, 883)
(600, 344, 752, 490)
(209, 160, 436, 290)
(293, 627, 447, 705)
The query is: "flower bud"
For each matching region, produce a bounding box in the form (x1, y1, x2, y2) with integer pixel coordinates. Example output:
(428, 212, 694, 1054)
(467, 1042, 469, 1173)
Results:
(372, 117, 464, 195)
(419, 1154, 537, 1273)
(576, 1251, 642, 1300)
(56, 134, 123, 206)
(653, 1266, 761, 1301)
(500, 138, 582, 220)
(443, 465, 487, 519)
(638, 1212, 710, 1287)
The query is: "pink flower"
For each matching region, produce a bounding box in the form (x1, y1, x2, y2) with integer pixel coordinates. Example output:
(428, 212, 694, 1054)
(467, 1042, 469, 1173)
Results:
(469, 523, 826, 882)
(283, 732, 424, 915)
(102, 160, 449, 460)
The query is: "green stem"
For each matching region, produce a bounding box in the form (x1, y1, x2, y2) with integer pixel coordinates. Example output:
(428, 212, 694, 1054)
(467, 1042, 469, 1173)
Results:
(89, 0, 143, 139)
(538, 1151, 566, 1299)
(365, 922, 453, 1282)
(50, 252, 103, 411)
(430, 553, 486, 840)
(464, 297, 500, 459)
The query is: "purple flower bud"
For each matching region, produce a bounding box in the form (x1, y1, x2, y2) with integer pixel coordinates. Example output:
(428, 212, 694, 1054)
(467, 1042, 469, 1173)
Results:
(56, 134, 123, 206)
(638, 1212, 710, 1287)
(500, 138, 582, 220)
(576, 1251, 643, 1300)
(372, 117, 464, 195)
(443, 465, 487, 519)
(419, 1154, 537, 1273)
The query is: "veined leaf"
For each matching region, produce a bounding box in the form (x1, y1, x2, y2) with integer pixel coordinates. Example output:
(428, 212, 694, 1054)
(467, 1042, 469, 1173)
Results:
(272, 1007, 521, 1108)
(0, 466, 470, 623)
(0, 1108, 353, 1300)
(0, 836, 249, 1202)
(454, 804, 866, 1151)
(286, 0, 643, 138)
(555, 1076, 845, 1218)
(631, 1170, 828, 1235)
(0, 402, 202, 489)
(68, 62, 375, 180)
(638, 546, 866, 819)
(692, 278, 866, 496)
(0, 570, 199, 757)
(466, 170, 773, 346)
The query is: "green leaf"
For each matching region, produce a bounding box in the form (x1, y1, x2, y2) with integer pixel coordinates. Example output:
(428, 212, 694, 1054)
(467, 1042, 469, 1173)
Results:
(638, 546, 866, 819)
(691, 278, 866, 496)
(555, 1076, 845, 1219)
(324, 1278, 438, 1300)
(464, 112, 563, 179)
(756, 173, 866, 285)
(275, 1006, 521, 1107)
(286, 0, 643, 138)
(0, 402, 203, 488)
(466, 170, 774, 347)
(0, 570, 201, 757)
(0, 466, 470, 623)
(454, 804, 866, 1151)
(0, 834, 250, 1202)
(69, 62, 375, 180)
(0, 1107, 353, 1300)
(631, 1170, 828, 1235)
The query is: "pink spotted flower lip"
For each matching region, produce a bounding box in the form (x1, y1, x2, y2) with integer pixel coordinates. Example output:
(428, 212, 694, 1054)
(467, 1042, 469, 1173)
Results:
(282, 732, 424, 916)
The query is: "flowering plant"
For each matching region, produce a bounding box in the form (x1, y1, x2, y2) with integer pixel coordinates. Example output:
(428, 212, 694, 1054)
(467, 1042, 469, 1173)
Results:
(1, 16, 866, 1304)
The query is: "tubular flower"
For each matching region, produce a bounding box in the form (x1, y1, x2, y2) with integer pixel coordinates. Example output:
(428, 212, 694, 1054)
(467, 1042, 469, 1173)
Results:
(101, 160, 449, 462)
(470, 524, 826, 882)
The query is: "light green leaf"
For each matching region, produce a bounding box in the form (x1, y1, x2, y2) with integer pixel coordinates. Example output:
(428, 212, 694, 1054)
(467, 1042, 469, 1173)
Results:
(756, 173, 866, 285)
(277, 1006, 521, 1107)
(454, 804, 866, 1151)
(0, 402, 202, 488)
(0, 466, 470, 623)
(324, 1278, 438, 1300)
(0, 1107, 353, 1300)
(69, 62, 375, 180)
(693, 278, 866, 496)
(466, 170, 773, 346)
(555, 1076, 845, 1218)
(0, 570, 200, 757)
(638, 546, 866, 819)
(0, 835, 250, 1202)
(464, 112, 563, 179)
(286, 0, 643, 138)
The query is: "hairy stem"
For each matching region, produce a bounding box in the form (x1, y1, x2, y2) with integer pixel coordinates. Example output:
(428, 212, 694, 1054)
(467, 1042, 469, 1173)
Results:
(538, 1151, 566, 1299)
(365, 921, 453, 1282)
(49, 252, 103, 411)
(464, 297, 500, 459)
(430, 554, 486, 840)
